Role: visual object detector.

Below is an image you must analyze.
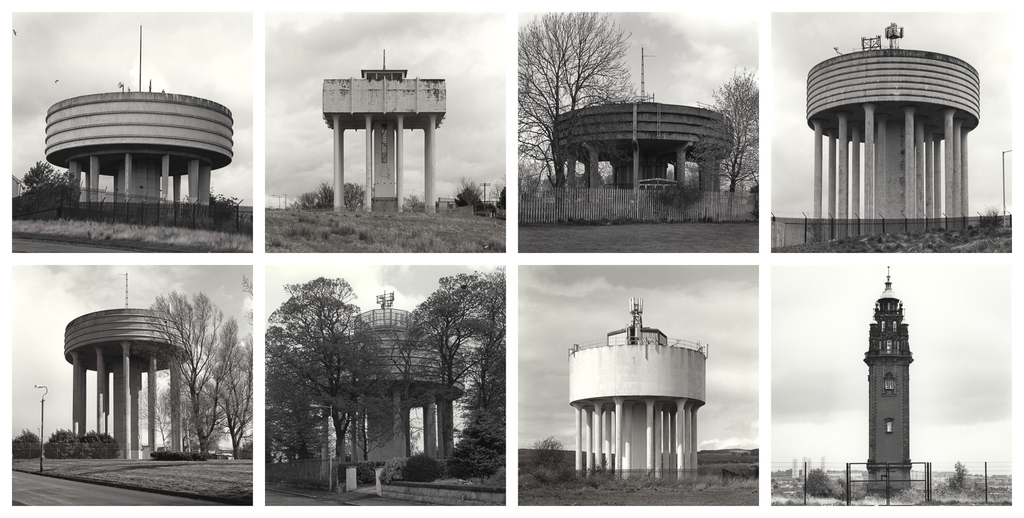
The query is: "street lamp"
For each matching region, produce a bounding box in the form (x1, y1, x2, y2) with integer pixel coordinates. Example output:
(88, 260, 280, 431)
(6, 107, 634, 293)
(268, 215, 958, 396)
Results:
(34, 385, 47, 473)
(1002, 150, 1012, 217)
(310, 403, 334, 491)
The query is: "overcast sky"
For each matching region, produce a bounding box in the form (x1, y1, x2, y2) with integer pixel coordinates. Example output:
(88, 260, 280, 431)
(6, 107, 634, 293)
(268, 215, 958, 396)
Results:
(264, 13, 506, 209)
(518, 12, 758, 113)
(518, 266, 758, 451)
(12, 265, 253, 441)
(11, 12, 254, 203)
(772, 265, 1012, 471)
(771, 13, 1013, 217)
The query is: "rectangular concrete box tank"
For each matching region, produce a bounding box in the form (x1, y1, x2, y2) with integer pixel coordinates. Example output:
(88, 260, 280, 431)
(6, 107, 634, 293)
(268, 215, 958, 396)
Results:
(323, 78, 446, 119)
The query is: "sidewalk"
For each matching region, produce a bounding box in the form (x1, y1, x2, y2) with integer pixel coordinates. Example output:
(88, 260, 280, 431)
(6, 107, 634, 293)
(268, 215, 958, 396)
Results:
(266, 484, 425, 506)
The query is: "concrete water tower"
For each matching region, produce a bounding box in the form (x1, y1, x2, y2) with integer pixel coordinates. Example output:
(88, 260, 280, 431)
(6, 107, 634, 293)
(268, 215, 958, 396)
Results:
(568, 298, 706, 477)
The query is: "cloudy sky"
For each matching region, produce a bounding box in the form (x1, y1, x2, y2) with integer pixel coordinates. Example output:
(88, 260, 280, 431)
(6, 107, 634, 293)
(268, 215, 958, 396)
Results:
(771, 13, 1013, 217)
(518, 12, 759, 113)
(772, 265, 1012, 471)
(11, 12, 254, 203)
(11, 265, 253, 440)
(518, 266, 759, 451)
(265, 13, 506, 209)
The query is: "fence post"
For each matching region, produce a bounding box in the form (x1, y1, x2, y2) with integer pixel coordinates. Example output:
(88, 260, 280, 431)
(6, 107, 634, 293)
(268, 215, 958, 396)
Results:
(803, 461, 807, 505)
(829, 214, 834, 240)
(885, 463, 890, 506)
(984, 462, 988, 504)
(846, 463, 851, 506)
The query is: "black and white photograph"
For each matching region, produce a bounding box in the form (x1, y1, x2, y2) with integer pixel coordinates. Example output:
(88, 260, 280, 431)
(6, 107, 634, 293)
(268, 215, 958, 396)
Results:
(264, 265, 506, 505)
(264, 13, 506, 253)
(11, 265, 254, 505)
(11, 12, 254, 253)
(771, 265, 1011, 505)
(517, 12, 759, 253)
(518, 265, 758, 505)
(770, 13, 1012, 252)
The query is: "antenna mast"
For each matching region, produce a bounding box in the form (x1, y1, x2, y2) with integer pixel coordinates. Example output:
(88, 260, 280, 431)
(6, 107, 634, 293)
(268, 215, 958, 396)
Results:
(139, 26, 143, 93)
(120, 272, 129, 308)
(383, 49, 386, 69)
(640, 48, 656, 102)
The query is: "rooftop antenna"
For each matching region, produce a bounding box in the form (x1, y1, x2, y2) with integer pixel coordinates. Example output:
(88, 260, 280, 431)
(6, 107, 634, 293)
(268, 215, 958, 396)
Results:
(383, 49, 386, 70)
(119, 272, 129, 308)
(377, 290, 394, 310)
(885, 23, 903, 49)
(640, 47, 655, 102)
(628, 297, 644, 344)
(861, 34, 882, 51)
(139, 25, 143, 93)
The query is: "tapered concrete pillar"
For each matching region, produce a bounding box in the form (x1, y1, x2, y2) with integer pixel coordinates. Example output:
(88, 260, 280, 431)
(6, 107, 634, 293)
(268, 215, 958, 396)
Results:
(187, 159, 199, 203)
(690, 406, 699, 469)
(572, 403, 584, 471)
(915, 118, 925, 218)
(170, 360, 181, 452)
(876, 114, 888, 217)
(668, 407, 677, 473)
(161, 155, 170, 202)
(961, 128, 969, 216)
(120, 342, 132, 458)
(836, 112, 849, 219)
(425, 114, 437, 213)
(396, 115, 404, 211)
(943, 109, 956, 216)
(173, 175, 182, 203)
(594, 404, 604, 469)
(69, 160, 82, 202)
(198, 163, 211, 205)
(130, 362, 142, 459)
(623, 402, 633, 472)
(675, 399, 686, 471)
(925, 130, 935, 218)
(364, 114, 373, 211)
(862, 105, 876, 218)
(148, 355, 157, 452)
(932, 132, 943, 218)
(653, 401, 663, 477)
(71, 351, 86, 436)
(903, 106, 916, 218)
(584, 142, 600, 187)
(812, 119, 824, 218)
(852, 125, 861, 217)
(952, 119, 963, 217)
(124, 153, 133, 198)
(645, 398, 655, 471)
(584, 405, 594, 472)
(96, 348, 106, 433)
(332, 114, 345, 211)
(827, 129, 837, 217)
(614, 397, 625, 472)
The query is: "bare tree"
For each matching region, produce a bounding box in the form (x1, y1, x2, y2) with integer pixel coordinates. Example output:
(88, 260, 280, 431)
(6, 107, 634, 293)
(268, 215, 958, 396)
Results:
(701, 69, 759, 193)
(219, 319, 252, 458)
(453, 178, 483, 207)
(518, 13, 635, 189)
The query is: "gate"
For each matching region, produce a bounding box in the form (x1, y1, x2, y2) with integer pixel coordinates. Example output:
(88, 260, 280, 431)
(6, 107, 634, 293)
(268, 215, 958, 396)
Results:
(845, 462, 932, 505)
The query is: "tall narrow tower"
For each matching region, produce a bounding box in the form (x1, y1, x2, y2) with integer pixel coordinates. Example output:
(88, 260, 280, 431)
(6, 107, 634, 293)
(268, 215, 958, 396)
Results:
(864, 269, 913, 490)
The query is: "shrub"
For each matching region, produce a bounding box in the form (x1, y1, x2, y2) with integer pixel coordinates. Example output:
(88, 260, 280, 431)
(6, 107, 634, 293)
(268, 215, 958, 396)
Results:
(380, 457, 405, 484)
(14, 429, 39, 443)
(149, 451, 209, 461)
(404, 453, 442, 482)
(447, 413, 505, 479)
(530, 436, 565, 469)
(805, 469, 842, 498)
(979, 206, 1002, 229)
(947, 461, 969, 491)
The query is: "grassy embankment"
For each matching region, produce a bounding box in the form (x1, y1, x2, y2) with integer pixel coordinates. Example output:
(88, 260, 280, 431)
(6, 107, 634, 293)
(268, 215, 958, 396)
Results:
(12, 459, 253, 504)
(773, 226, 1010, 253)
(13, 219, 252, 252)
(266, 210, 505, 253)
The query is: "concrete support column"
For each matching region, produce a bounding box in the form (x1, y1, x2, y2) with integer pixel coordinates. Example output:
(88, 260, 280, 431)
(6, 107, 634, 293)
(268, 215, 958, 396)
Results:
(198, 163, 211, 205)
(852, 125, 861, 217)
(89, 156, 100, 202)
(170, 360, 181, 452)
(862, 104, 876, 218)
(653, 401, 663, 477)
(690, 406, 699, 469)
(827, 129, 837, 217)
(424, 402, 437, 458)
(425, 114, 437, 214)
(130, 361, 142, 459)
(668, 407, 677, 473)
(96, 348, 106, 434)
(572, 403, 583, 472)
(953, 119, 963, 217)
(623, 402, 633, 472)
(961, 128, 970, 216)
(584, 142, 599, 188)
(925, 129, 935, 218)
(614, 397, 624, 472)
(396, 115, 404, 211)
(943, 109, 956, 216)
(632, 103, 640, 191)
(932, 132, 943, 218)
(594, 404, 604, 469)
(675, 143, 691, 185)
(161, 155, 170, 202)
(645, 398, 655, 471)
(148, 355, 157, 453)
(120, 342, 132, 458)
(123, 153, 133, 199)
(187, 159, 199, 203)
(364, 114, 373, 211)
(584, 405, 594, 472)
(332, 115, 345, 211)
(69, 160, 82, 202)
(837, 112, 849, 219)
(915, 118, 926, 218)
(876, 115, 889, 217)
(71, 351, 85, 436)
(812, 119, 824, 218)
(903, 106, 917, 217)
(675, 399, 687, 471)
(173, 175, 181, 203)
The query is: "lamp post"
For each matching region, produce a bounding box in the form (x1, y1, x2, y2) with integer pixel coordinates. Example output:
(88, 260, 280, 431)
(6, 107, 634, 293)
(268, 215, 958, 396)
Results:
(34, 385, 47, 473)
(310, 403, 334, 491)
(1003, 150, 1012, 217)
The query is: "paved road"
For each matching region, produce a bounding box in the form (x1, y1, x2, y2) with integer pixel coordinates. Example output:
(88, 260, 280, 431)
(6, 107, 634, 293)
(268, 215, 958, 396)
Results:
(13, 238, 125, 253)
(13, 471, 222, 506)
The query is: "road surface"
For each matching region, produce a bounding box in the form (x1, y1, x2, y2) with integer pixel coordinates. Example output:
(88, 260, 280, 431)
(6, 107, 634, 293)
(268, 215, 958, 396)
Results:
(13, 471, 222, 506)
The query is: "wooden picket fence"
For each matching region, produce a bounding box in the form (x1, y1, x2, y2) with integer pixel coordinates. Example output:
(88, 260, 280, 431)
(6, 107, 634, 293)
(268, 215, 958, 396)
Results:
(519, 189, 757, 224)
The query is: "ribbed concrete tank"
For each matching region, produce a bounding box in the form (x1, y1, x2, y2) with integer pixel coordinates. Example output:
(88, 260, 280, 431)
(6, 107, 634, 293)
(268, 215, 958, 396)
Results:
(568, 298, 706, 477)
(556, 102, 725, 190)
(806, 48, 980, 219)
(45, 92, 234, 205)
(353, 307, 456, 461)
(64, 308, 182, 459)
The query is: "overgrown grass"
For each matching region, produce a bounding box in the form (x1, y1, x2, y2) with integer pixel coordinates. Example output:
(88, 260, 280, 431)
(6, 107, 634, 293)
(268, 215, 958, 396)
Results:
(12, 458, 252, 504)
(13, 219, 252, 252)
(266, 210, 505, 253)
(773, 226, 1011, 253)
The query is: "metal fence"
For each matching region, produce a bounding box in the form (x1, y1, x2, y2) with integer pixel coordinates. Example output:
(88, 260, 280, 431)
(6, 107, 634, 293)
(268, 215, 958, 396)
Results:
(771, 214, 1010, 248)
(520, 189, 757, 224)
(265, 458, 340, 491)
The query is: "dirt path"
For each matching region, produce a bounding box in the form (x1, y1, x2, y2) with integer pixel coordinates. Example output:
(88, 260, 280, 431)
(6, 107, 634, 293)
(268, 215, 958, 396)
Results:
(519, 222, 758, 253)
(13, 232, 228, 253)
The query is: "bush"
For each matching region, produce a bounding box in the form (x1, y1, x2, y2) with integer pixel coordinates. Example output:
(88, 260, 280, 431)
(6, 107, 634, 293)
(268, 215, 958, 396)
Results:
(447, 413, 505, 479)
(149, 450, 210, 461)
(979, 206, 1002, 229)
(947, 461, 969, 491)
(380, 458, 405, 484)
(652, 183, 703, 207)
(805, 469, 842, 499)
(404, 453, 442, 482)
(531, 436, 565, 469)
(14, 429, 39, 443)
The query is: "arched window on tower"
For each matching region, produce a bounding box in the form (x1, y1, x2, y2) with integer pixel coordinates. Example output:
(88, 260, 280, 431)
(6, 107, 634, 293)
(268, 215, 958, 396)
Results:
(884, 373, 896, 395)
(881, 321, 887, 332)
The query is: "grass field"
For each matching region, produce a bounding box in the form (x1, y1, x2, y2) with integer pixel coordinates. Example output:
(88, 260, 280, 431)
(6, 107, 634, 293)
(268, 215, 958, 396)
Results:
(266, 210, 505, 253)
(13, 219, 253, 253)
(12, 459, 252, 504)
(519, 222, 757, 253)
(773, 226, 1011, 253)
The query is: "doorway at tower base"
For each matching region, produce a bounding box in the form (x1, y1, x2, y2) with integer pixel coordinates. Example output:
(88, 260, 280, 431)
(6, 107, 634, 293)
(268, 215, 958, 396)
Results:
(372, 198, 399, 213)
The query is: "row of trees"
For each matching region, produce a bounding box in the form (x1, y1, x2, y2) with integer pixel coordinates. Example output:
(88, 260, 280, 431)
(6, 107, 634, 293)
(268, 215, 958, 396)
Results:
(266, 269, 506, 473)
(452, 178, 506, 210)
(517, 13, 758, 195)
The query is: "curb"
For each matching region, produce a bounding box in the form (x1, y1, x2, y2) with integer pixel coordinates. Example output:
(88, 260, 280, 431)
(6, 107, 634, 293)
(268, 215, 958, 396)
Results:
(15, 469, 252, 506)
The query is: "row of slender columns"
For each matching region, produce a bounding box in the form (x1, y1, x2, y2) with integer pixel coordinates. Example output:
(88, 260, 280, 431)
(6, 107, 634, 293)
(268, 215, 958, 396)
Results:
(573, 399, 699, 475)
(812, 106, 970, 219)
(73, 153, 200, 203)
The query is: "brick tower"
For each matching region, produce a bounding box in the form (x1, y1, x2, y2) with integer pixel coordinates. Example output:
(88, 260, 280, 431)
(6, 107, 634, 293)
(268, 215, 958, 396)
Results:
(865, 268, 913, 490)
